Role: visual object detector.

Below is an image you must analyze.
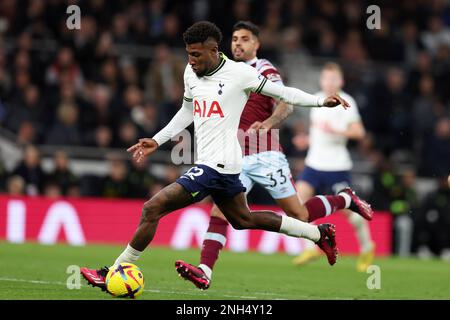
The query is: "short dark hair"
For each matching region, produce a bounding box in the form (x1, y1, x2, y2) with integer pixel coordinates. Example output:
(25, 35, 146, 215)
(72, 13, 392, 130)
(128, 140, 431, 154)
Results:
(183, 21, 223, 45)
(232, 21, 260, 38)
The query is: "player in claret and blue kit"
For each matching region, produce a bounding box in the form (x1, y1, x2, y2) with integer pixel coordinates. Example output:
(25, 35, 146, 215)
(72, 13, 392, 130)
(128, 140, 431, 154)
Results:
(80, 21, 373, 292)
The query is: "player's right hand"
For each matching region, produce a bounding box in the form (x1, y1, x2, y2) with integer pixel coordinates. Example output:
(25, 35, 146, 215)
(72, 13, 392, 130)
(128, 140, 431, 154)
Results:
(247, 120, 271, 133)
(127, 138, 159, 162)
(323, 94, 351, 109)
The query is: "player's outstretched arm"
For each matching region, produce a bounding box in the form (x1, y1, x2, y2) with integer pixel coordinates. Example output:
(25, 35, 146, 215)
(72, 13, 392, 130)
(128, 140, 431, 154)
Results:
(322, 93, 351, 109)
(127, 100, 194, 162)
(260, 79, 351, 109)
(240, 62, 350, 109)
(127, 138, 159, 163)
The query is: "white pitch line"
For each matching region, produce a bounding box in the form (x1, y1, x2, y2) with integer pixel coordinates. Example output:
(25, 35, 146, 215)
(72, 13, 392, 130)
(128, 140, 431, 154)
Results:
(0, 277, 67, 286)
(0, 277, 261, 299)
(0, 277, 353, 300)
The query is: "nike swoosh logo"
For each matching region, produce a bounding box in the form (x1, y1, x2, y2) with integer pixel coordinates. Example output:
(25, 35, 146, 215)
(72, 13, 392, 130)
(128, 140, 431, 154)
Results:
(190, 86, 196, 90)
(191, 191, 200, 197)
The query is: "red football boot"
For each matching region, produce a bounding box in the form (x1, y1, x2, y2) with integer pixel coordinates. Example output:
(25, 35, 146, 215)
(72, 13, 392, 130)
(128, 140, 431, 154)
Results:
(175, 260, 211, 290)
(315, 223, 339, 266)
(339, 187, 374, 221)
(80, 267, 109, 291)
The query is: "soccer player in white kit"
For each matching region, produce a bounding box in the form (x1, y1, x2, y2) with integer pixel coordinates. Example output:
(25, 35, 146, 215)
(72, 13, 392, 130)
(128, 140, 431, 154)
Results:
(292, 63, 375, 272)
(174, 21, 372, 290)
(80, 22, 373, 291)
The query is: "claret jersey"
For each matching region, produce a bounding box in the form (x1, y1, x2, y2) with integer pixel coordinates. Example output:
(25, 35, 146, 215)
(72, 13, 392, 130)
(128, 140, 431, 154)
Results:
(239, 57, 284, 156)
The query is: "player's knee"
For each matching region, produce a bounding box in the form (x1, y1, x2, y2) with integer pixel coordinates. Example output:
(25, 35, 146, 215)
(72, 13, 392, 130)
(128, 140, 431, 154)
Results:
(229, 220, 246, 230)
(141, 199, 162, 223)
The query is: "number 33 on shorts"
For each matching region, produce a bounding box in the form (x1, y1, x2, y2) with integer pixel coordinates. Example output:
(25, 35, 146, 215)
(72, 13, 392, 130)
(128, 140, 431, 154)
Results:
(260, 167, 296, 199)
(266, 168, 288, 187)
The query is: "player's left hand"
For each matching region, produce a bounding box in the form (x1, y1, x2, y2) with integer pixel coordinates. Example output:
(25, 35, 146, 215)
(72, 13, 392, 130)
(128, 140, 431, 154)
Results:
(127, 138, 158, 163)
(248, 120, 272, 133)
(323, 94, 350, 109)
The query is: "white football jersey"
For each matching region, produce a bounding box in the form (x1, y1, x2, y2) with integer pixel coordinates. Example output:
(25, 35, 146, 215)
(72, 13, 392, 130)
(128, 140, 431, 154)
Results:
(183, 53, 270, 174)
(305, 91, 361, 171)
(153, 53, 325, 174)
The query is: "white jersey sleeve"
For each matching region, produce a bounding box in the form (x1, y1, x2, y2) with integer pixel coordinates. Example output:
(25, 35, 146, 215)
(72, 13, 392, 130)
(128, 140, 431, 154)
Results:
(239, 63, 324, 107)
(239, 62, 269, 93)
(152, 101, 193, 146)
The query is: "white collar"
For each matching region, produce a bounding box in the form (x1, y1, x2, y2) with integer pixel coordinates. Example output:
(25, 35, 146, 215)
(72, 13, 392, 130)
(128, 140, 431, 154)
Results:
(245, 57, 258, 65)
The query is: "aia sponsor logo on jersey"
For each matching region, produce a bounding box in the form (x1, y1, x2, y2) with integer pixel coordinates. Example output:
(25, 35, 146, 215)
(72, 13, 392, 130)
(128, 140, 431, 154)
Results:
(193, 100, 224, 118)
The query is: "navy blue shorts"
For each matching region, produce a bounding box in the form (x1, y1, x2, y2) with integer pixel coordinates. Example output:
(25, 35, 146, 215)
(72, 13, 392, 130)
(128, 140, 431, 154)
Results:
(297, 166, 351, 195)
(176, 165, 246, 203)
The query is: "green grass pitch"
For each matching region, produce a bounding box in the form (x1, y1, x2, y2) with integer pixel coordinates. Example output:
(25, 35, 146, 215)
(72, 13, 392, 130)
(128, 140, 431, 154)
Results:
(1, 242, 449, 300)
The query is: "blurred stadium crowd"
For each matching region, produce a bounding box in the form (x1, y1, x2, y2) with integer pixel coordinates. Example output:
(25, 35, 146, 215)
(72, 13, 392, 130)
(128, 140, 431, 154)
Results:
(0, 0, 449, 257)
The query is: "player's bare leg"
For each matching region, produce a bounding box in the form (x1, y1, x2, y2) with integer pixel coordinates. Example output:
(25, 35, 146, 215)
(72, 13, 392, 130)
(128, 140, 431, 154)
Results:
(110, 182, 194, 271)
(296, 180, 315, 204)
(216, 192, 338, 264)
(215, 192, 338, 265)
(177, 194, 310, 288)
(176, 191, 339, 290)
(177, 180, 374, 288)
(81, 182, 193, 290)
(274, 194, 310, 221)
(178, 180, 362, 289)
(126, 183, 193, 252)
(176, 199, 287, 288)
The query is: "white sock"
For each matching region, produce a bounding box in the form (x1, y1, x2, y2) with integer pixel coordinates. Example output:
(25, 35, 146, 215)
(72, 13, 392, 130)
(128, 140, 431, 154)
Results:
(114, 244, 143, 266)
(348, 212, 373, 253)
(279, 215, 320, 242)
(303, 239, 317, 250)
(198, 264, 212, 280)
(338, 192, 352, 208)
